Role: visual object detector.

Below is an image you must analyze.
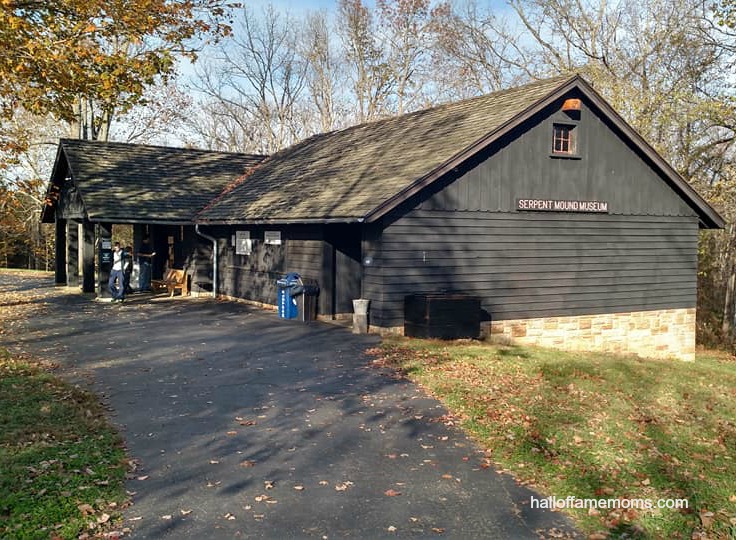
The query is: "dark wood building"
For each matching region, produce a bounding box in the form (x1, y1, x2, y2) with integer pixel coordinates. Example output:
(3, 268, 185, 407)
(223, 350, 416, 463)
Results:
(41, 139, 265, 296)
(44, 75, 725, 360)
(196, 75, 723, 360)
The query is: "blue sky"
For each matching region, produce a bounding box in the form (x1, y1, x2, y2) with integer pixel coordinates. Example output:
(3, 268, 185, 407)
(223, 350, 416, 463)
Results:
(248, 0, 373, 11)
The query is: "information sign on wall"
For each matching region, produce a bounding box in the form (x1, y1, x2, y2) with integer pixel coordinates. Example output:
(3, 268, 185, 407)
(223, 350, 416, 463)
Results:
(235, 231, 252, 255)
(264, 231, 282, 245)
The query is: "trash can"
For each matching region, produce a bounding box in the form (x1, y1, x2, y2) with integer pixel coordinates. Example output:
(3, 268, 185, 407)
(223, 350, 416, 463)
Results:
(301, 284, 320, 322)
(352, 298, 370, 334)
(276, 272, 301, 319)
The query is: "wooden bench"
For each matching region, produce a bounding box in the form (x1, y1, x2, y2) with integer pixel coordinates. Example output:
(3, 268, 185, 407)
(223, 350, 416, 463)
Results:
(152, 269, 189, 297)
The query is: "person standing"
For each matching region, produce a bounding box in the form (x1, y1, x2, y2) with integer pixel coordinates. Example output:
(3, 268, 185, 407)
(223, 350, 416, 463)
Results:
(108, 242, 126, 302)
(137, 235, 156, 292)
(123, 245, 134, 294)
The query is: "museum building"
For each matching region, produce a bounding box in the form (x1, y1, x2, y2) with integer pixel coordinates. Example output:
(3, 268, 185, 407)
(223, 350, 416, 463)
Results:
(43, 75, 725, 360)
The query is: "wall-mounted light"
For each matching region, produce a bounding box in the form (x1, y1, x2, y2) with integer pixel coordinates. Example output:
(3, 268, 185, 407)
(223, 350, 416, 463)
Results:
(562, 98, 582, 112)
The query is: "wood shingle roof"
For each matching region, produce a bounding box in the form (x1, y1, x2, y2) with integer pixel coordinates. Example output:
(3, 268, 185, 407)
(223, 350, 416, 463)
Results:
(43, 75, 724, 229)
(44, 139, 265, 223)
(197, 75, 574, 224)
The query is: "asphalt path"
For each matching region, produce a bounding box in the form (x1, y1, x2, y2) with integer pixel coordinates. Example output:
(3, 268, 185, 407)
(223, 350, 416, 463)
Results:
(1, 273, 579, 539)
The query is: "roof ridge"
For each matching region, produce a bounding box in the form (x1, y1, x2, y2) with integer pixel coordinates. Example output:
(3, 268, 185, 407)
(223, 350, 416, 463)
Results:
(259, 74, 578, 161)
(59, 138, 267, 160)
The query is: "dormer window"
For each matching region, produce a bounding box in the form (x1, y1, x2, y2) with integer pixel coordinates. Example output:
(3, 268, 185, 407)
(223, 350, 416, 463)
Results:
(552, 124, 576, 155)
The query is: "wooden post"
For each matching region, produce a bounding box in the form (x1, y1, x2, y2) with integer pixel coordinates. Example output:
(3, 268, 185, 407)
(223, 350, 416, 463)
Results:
(97, 222, 113, 299)
(55, 218, 67, 285)
(81, 220, 95, 293)
(66, 221, 79, 288)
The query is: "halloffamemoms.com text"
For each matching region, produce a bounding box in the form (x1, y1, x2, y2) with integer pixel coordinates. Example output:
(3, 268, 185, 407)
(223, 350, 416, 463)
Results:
(530, 495, 689, 510)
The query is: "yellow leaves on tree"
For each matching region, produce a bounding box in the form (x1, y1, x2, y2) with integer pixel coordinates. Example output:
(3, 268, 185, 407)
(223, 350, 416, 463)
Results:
(0, 0, 238, 147)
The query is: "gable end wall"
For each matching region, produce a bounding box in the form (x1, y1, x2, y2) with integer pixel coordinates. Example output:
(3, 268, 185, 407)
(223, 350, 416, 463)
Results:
(367, 99, 700, 360)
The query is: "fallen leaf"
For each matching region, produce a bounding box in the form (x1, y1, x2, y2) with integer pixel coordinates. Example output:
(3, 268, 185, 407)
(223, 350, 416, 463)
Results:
(209, 460, 220, 465)
(161, 515, 172, 520)
(224, 513, 236, 520)
(587, 533, 607, 540)
(384, 489, 402, 497)
(641, 478, 651, 486)
(180, 509, 192, 516)
(97, 513, 110, 524)
(432, 527, 445, 534)
(226, 431, 237, 436)
(441, 474, 453, 479)
(335, 483, 348, 491)
(319, 480, 329, 486)
(136, 475, 149, 481)
(264, 480, 274, 490)
(77, 504, 94, 516)
(388, 525, 397, 532)
(240, 460, 256, 468)
(294, 485, 305, 491)
(700, 510, 715, 529)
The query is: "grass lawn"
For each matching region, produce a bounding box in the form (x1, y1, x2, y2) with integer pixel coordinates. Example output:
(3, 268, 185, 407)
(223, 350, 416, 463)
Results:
(0, 349, 129, 539)
(374, 337, 736, 539)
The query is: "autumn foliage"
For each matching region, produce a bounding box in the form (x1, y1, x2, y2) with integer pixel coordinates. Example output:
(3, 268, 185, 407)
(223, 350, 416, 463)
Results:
(0, 0, 236, 148)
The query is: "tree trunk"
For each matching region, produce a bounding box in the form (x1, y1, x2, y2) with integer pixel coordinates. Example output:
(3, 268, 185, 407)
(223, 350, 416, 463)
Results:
(69, 97, 82, 138)
(724, 272, 735, 336)
(722, 224, 736, 338)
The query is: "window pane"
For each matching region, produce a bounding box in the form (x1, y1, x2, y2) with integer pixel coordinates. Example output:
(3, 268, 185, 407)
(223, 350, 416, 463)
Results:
(553, 125, 574, 154)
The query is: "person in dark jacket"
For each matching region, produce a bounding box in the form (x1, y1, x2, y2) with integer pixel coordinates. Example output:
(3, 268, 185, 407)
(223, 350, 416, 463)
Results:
(137, 236, 156, 292)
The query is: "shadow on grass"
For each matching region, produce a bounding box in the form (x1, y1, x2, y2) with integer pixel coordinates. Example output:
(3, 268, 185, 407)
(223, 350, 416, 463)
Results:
(385, 340, 736, 538)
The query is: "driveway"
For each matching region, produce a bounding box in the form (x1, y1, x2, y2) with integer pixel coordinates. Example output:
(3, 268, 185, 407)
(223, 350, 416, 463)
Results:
(2, 273, 578, 539)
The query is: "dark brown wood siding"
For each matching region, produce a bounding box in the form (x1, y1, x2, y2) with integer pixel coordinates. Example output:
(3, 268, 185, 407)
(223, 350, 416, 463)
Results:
(370, 211, 698, 327)
(191, 224, 361, 317)
(368, 99, 700, 327)
(423, 99, 696, 217)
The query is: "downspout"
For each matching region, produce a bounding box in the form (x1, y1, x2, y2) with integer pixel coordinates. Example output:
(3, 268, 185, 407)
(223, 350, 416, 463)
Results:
(195, 224, 218, 298)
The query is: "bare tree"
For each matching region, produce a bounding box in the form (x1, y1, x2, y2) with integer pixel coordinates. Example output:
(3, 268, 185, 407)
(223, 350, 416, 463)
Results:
(191, 5, 309, 154)
(0, 111, 60, 269)
(428, 1, 531, 100)
(338, 0, 395, 122)
(109, 79, 194, 146)
(374, 0, 434, 115)
(301, 11, 346, 133)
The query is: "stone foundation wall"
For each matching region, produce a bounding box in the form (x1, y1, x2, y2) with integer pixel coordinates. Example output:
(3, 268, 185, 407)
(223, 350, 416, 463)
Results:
(487, 308, 696, 361)
(372, 308, 696, 361)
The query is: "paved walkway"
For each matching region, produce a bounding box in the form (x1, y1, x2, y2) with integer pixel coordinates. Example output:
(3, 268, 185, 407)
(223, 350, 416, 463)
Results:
(2, 273, 578, 539)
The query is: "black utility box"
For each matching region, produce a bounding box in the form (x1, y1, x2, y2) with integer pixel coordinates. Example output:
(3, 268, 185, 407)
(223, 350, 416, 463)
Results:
(404, 294, 480, 339)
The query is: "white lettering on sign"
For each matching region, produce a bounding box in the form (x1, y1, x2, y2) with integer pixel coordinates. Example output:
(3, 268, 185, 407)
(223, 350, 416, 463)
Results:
(517, 199, 609, 213)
